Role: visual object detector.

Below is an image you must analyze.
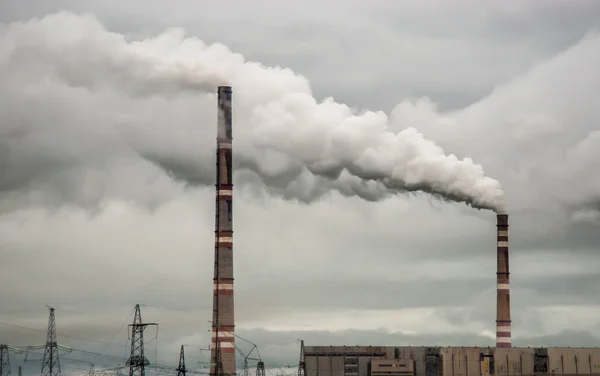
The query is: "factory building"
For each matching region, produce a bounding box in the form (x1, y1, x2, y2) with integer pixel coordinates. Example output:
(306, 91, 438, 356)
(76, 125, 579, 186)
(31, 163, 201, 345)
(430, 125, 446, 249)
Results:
(305, 346, 600, 376)
(304, 216, 600, 376)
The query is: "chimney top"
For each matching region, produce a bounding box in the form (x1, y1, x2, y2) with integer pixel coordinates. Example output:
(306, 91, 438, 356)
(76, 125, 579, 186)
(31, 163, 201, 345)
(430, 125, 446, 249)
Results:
(497, 213, 509, 227)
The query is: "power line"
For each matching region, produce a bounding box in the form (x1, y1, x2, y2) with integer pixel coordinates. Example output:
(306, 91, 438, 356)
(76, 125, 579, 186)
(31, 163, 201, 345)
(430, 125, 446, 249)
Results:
(0, 322, 108, 345)
(99, 308, 136, 357)
(18, 348, 298, 376)
(1, 320, 301, 375)
(0, 321, 195, 358)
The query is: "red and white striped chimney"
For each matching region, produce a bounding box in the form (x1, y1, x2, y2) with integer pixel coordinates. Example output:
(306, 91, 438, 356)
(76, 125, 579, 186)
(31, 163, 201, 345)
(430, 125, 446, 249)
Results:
(211, 85, 236, 376)
(496, 213, 511, 348)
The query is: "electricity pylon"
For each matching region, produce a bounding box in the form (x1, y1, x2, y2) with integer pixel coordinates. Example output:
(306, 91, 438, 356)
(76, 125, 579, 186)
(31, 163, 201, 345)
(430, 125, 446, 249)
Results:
(23, 307, 72, 376)
(42, 306, 61, 376)
(297, 340, 305, 376)
(256, 361, 265, 376)
(125, 304, 156, 376)
(176, 346, 187, 376)
(241, 339, 261, 376)
(0, 344, 23, 376)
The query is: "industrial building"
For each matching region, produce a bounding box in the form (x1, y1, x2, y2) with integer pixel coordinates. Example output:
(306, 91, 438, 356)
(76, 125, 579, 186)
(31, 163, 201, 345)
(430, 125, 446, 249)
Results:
(304, 346, 600, 376)
(302, 200, 600, 376)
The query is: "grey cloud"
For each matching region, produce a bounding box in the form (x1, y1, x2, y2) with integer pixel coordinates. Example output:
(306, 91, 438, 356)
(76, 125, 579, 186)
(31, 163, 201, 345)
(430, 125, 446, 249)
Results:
(0, 3, 600, 375)
(1, 6, 599, 220)
(0, 81, 189, 212)
(3, 205, 599, 325)
(233, 272, 600, 319)
(3, 1, 598, 111)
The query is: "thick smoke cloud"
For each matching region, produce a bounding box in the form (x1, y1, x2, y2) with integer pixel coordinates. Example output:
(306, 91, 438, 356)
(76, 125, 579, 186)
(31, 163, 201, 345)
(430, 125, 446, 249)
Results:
(1, 12, 226, 96)
(2, 12, 600, 217)
(0, 11, 506, 214)
(397, 31, 600, 221)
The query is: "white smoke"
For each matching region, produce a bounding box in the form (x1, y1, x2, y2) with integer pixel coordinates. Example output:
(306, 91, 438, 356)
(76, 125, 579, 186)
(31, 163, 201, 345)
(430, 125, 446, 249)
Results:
(1, 12, 227, 97)
(0, 11, 534, 214)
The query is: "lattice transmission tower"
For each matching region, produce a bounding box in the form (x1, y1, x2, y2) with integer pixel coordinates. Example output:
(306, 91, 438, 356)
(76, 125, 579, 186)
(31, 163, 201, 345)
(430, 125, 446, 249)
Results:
(256, 361, 265, 376)
(176, 345, 187, 376)
(22, 307, 71, 376)
(240, 336, 261, 376)
(41, 306, 67, 376)
(297, 340, 305, 376)
(1, 344, 23, 376)
(125, 304, 156, 376)
(0, 346, 9, 376)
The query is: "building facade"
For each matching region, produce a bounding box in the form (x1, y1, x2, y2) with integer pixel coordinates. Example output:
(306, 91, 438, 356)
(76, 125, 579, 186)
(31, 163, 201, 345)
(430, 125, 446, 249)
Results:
(305, 346, 600, 376)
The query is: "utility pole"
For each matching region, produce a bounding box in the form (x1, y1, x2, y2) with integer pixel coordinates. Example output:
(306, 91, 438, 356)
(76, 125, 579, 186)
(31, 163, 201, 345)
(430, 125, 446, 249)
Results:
(297, 340, 305, 376)
(176, 345, 187, 376)
(41, 306, 62, 376)
(125, 304, 157, 376)
(1, 344, 22, 376)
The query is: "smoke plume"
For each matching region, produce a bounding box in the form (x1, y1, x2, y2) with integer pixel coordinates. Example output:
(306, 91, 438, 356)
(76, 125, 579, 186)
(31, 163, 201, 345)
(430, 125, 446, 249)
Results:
(1, 12, 227, 97)
(0, 11, 522, 214)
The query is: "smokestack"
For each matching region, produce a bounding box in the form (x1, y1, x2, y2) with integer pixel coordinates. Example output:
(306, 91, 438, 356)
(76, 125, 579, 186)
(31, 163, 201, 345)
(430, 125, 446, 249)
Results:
(496, 213, 511, 348)
(211, 85, 236, 376)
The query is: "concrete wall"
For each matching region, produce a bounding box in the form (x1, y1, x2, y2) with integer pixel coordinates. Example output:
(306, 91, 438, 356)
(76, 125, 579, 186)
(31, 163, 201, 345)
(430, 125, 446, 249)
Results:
(304, 346, 600, 376)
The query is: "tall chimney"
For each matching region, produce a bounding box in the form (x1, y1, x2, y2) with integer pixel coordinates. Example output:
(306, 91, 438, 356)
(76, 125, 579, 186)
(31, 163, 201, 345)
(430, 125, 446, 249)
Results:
(496, 213, 511, 348)
(211, 85, 236, 376)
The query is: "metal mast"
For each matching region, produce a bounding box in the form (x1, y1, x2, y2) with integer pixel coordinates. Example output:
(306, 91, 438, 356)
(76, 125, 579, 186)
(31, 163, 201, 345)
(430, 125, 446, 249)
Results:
(41, 307, 61, 376)
(211, 85, 236, 376)
(297, 340, 305, 376)
(176, 345, 187, 376)
(256, 362, 265, 376)
(0, 345, 21, 376)
(125, 304, 157, 376)
(0, 346, 7, 376)
(239, 336, 261, 376)
(22, 309, 70, 376)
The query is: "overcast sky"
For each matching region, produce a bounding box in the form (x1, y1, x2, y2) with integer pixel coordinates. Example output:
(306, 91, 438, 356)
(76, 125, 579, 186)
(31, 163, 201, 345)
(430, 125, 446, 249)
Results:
(1, 1, 600, 375)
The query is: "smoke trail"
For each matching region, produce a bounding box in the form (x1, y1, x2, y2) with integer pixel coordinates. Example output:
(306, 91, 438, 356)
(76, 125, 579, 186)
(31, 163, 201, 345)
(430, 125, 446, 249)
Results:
(0, 11, 505, 213)
(1, 12, 227, 96)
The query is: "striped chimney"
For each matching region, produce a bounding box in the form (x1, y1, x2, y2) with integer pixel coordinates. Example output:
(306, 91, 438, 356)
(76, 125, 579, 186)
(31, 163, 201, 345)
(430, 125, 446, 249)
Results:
(211, 85, 236, 376)
(496, 213, 511, 348)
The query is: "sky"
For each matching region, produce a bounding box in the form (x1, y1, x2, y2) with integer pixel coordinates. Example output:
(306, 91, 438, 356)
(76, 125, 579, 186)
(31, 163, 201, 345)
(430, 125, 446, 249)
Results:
(1, 0, 600, 375)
